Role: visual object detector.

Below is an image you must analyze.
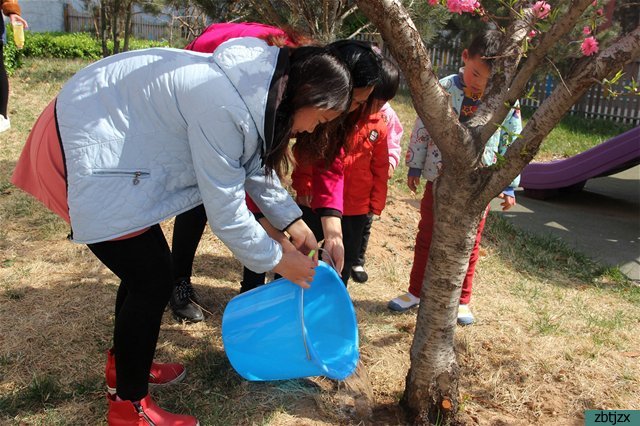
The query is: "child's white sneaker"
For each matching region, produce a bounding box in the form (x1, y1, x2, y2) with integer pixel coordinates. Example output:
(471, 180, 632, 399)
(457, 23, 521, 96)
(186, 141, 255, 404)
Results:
(388, 292, 420, 312)
(0, 115, 10, 133)
(457, 304, 475, 326)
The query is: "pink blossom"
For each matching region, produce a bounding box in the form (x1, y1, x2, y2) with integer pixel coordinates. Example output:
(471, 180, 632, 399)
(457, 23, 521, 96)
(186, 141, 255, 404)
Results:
(428, 0, 439, 5)
(583, 26, 591, 35)
(533, 1, 551, 19)
(581, 36, 599, 56)
(596, 8, 603, 15)
(528, 30, 537, 38)
(591, 0, 597, 5)
(447, 0, 480, 14)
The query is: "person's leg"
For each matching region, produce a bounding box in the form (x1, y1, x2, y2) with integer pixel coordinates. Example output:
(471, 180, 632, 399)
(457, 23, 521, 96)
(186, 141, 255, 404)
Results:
(240, 267, 266, 293)
(172, 204, 207, 280)
(457, 205, 489, 326)
(88, 225, 173, 401)
(388, 182, 434, 311)
(408, 182, 435, 297)
(170, 204, 207, 322)
(0, 41, 10, 129)
(341, 214, 370, 286)
(351, 214, 373, 283)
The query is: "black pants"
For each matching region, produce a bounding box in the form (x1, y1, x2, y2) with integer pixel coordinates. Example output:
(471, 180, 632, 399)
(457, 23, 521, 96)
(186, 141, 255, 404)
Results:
(173, 205, 279, 293)
(355, 214, 373, 267)
(88, 225, 174, 401)
(172, 204, 208, 281)
(341, 214, 370, 285)
(0, 38, 9, 118)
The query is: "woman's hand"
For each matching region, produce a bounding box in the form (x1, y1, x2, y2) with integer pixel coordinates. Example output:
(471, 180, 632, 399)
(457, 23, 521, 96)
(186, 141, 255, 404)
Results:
(286, 219, 319, 262)
(9, 14, 28, 28)
(320, 216, 344, 273)
(272, 250, 315, 288)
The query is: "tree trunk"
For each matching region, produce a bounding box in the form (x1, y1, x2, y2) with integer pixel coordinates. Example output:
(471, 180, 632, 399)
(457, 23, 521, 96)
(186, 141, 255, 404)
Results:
(123, 1, 133, 52)
(355, 0, 640, 423)
(100, 1, 109, 57)
(404, 173, 484, 425)
(112, 0, 121, 54)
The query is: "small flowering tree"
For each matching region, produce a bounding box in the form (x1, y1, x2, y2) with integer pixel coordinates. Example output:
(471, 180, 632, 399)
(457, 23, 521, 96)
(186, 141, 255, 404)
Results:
(355, 0, 639, 423)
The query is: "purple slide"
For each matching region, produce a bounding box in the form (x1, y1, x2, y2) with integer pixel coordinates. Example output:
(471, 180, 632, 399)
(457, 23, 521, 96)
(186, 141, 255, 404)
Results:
(520, 126, 640, 199)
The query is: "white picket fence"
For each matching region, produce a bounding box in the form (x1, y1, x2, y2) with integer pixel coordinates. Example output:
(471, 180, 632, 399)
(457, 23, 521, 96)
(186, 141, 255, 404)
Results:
(63, 4, 180, 42)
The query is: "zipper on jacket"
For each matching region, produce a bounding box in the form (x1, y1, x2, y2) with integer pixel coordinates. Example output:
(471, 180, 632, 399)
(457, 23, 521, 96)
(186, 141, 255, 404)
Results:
(92, 170, 150, 185)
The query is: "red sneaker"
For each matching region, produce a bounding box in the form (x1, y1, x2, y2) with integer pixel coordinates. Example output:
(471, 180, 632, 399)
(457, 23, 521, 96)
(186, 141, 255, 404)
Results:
(105, 349, 186, 395)
(107, 393, 199, 425)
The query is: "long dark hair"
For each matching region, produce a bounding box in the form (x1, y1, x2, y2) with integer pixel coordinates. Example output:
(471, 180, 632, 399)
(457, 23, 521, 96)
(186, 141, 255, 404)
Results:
(295, 40, 384, 165)
(264, 46, 353, 177)
(372, 58, 400, 102)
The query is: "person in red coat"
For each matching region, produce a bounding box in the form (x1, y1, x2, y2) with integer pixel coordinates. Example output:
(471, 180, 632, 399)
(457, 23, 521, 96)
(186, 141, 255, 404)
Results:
(291, 58, 399, 286)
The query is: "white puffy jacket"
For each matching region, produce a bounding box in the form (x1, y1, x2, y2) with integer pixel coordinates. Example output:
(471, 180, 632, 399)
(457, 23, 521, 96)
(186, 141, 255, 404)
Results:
(56, 38, 301, 273)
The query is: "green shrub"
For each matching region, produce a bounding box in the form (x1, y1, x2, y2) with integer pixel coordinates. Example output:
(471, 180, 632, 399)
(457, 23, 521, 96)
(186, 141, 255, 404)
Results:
(3, 25, 24, 74)
(3, 30, 170, 73)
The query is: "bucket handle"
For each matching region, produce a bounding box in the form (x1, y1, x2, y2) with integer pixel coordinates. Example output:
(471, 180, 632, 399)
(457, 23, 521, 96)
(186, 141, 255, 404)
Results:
(299, 287, 312, 361)
(299, 250, 337, 363)
(318, 247, 338, 271)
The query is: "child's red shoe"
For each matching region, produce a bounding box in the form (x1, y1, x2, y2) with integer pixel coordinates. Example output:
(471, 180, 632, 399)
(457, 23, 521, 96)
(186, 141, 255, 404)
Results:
(107, 393, 199, 425)
(105, 349, 186, 395)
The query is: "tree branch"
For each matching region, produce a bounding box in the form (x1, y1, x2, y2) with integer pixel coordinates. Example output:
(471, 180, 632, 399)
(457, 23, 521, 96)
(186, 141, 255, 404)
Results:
(466, 10, 531, 149)
(339, 2, 358, 22)
(485, 26, 640, 202)
(248, 0, 285, 27)
(478, 0, 595, 144)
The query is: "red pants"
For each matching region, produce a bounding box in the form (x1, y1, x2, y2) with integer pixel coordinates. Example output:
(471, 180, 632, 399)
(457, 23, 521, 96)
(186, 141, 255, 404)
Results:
(408, 182, 488, 304)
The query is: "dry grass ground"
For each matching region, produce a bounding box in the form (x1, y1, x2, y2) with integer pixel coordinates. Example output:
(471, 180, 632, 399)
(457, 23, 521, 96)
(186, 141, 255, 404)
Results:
(1, 59, 638, 425)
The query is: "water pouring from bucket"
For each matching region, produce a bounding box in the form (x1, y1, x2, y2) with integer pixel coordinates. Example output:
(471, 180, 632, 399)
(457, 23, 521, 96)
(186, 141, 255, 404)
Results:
(222, 260, 359, 381)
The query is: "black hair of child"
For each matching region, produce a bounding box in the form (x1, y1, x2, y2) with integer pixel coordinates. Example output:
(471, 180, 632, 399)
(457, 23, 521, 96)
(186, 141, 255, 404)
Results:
(466, 29, 504, 68)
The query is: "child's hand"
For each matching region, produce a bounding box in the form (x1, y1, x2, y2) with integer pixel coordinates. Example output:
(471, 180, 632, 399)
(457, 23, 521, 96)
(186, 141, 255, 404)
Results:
(388, 165, 395, 179)
(498, 193, 516, 211)
(407, 176, 420, 193)
(272, 250, 315, 288)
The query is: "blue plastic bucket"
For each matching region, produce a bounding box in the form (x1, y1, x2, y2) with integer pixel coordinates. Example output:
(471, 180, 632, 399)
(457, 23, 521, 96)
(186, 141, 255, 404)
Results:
(222, 261, 359, 381)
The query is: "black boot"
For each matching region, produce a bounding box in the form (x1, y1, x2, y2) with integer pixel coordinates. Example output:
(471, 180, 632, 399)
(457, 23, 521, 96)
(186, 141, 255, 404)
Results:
(169, 278, 204, 323)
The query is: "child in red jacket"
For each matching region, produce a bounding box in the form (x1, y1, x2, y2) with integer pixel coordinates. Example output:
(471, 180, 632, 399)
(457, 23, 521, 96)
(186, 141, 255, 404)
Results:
(339, 58, 399, 285)
(292, 58, 400, 286)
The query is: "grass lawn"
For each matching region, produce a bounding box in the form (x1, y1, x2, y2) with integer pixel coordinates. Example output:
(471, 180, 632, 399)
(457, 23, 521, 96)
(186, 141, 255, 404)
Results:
(1, 58, 638, 425)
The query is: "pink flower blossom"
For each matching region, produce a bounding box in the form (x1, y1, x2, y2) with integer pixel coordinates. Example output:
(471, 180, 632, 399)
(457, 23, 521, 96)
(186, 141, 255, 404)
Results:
(581, 36, 599, 56)
(447, 0, 480, 14)
(596, 8, 603, 15)
(533, 1, 551, 19)
(528, 30, 537, 38)
(428, 0, 439, 5)
(591, 0, 597, 5)
(583, 26, 591, 35)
